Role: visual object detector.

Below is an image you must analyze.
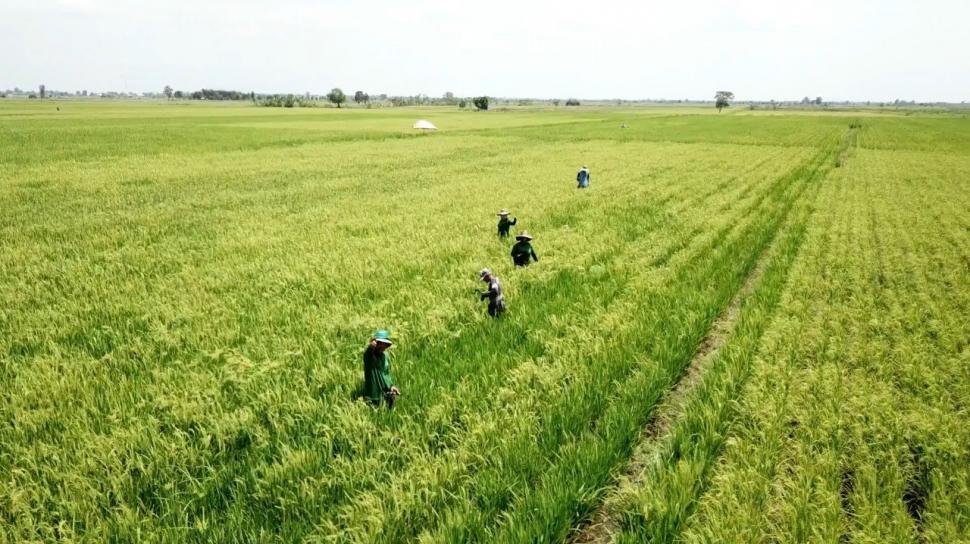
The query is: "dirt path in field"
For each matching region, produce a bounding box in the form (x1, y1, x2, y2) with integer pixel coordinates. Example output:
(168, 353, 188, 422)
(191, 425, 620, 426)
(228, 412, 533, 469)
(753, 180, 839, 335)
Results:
(569, 242, 775, 544)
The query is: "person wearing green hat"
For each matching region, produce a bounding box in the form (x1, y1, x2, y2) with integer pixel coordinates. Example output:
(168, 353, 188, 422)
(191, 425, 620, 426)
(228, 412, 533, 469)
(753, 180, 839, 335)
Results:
(511, 232, 539, 267)
(496, 209, 517, 238)
(362, 330, 399, 408)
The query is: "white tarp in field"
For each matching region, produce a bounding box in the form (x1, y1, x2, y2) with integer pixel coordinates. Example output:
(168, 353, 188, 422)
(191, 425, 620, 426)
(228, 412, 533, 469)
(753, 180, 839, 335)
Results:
(412, 119, 437, 130)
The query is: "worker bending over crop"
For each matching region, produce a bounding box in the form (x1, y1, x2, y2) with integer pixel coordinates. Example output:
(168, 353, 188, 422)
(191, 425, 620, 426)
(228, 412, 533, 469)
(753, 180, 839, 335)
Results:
(362, 330, 399, 408)
(577, 165, 591, 188)
(511, 232, 539, 267)
(479, 268, 506, 317)
(497, 209, 517, 238)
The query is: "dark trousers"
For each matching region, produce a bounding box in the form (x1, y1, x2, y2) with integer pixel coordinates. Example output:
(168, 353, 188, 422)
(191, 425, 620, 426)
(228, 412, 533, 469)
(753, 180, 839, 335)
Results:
(366, 393, 395, 409)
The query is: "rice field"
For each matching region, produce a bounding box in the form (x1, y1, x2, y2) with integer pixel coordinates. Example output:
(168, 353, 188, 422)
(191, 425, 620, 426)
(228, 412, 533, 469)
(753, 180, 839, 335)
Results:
(0, 101, 967, 543)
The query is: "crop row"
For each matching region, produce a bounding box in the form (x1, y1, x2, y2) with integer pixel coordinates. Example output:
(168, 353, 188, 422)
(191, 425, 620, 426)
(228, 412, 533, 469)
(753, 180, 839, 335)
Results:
(677, 140, 969, 541)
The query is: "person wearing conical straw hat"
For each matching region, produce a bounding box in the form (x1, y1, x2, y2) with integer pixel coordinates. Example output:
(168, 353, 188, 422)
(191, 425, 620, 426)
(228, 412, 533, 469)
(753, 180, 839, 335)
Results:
(362, 330, 399, 408)
(496, 209, 518, 238)
(478, 268, 506, 317)
(511, 232, 539, 267)
(576, 165, 590, 188)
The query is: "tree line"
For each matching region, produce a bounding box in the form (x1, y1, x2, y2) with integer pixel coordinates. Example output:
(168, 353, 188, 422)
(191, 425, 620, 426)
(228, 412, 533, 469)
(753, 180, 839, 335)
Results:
(157, 86, 554, 111)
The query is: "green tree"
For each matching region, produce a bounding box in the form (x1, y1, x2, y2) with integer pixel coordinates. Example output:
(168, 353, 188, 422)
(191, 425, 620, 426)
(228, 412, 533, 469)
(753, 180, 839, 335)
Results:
(39, 84, 46, 99)
(473, 96, 489, 111)
(163, 85, 173, 99)
(354, 90, 369, 104)
(327, 88, 347, 108)
(714, 90, 734, 112)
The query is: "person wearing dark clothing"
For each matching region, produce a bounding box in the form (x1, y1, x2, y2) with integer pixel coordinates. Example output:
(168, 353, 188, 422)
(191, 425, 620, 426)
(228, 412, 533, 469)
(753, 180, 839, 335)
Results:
(479, 269, 506, 317)
(577, 166, 590, 188)
(497, 209, 517, 238)
(511, 232, 538, 267)
(362, 330, 399, 408)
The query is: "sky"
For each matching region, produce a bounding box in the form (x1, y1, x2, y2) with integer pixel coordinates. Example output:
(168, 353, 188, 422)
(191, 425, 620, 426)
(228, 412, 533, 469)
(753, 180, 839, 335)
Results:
(2, 0, 968, 102)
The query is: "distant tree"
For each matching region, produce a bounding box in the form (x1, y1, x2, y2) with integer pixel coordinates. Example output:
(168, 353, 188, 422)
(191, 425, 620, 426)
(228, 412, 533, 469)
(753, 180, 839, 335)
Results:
(174, 90, 184, 99)
(814, 96, 823, 105)
(39, 84, 46, 99)
(552, 99, 561, 106)
(458, 99, 467, 108)
(354, 90, 367, 104)
(801, 96, 811, 105)
(565, 98, 580, 106)
(714, 90, 734, 112)
(250, 91, 256, 103)
(442, 91, 456, 105)
(327, 88, 347, 108)
(163, 85, 173, 99)
(473, 96, 489, 111)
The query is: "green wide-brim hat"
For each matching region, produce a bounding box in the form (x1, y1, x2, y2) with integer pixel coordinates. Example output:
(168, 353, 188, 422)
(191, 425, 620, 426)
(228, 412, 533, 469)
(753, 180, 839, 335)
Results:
(373, 329, 393, 344)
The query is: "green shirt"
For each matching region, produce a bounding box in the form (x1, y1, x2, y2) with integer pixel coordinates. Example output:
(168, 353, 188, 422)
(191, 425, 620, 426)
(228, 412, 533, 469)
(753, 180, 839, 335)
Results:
(363, 347, 394, 404)
(511, 241, 538, 265)
(497, 217, 517, 236)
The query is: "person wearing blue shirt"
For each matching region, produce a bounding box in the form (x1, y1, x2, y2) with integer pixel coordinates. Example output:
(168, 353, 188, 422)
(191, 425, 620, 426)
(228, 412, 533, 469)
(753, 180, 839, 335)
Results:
(576, 165, 590, 188)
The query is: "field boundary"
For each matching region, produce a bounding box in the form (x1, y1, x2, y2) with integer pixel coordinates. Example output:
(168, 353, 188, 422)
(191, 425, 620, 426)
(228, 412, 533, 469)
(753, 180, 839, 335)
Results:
(569, 212, 780, 544)
(569, 140, 838, 543)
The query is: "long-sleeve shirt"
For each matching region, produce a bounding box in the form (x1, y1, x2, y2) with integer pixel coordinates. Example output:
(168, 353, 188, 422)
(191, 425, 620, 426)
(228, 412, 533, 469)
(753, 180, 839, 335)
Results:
(481, 276, 506, 316)
(481, 277, 505, 304)
(362, 347, 394, 404)
(577, 169, 590, 187)
(497, 217, 517, 237)
(511, 241, 538, 266)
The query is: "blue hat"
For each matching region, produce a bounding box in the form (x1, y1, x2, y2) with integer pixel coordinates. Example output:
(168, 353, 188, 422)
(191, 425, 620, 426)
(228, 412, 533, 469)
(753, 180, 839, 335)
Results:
(373, 330, 393, 344)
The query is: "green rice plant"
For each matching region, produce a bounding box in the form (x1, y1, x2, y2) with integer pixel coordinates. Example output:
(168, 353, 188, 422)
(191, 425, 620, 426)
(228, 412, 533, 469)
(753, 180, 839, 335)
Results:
(679, 121, 970, 544)
(0, 102, 965, 543)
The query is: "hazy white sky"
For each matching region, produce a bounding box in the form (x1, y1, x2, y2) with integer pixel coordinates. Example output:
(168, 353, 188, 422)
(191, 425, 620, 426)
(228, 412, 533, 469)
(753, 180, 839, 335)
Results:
(2, 0, 968, 101)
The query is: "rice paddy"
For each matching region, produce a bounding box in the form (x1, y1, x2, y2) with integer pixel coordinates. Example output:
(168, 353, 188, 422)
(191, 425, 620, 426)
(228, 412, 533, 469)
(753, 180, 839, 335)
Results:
(1, 101, 967, 543)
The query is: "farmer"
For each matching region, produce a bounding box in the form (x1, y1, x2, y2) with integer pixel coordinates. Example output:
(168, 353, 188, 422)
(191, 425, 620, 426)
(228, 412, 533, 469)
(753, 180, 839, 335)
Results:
(576, 165, 591, 188)
(511, 232, 539, 267)
(479, 268, 506, 317)
(362, 330, 399, 409)
(497, 209, 517, 238)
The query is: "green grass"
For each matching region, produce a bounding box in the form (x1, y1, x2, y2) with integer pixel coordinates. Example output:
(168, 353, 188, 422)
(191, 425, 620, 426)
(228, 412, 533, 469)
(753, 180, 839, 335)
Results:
(0, 101, 967, 543)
